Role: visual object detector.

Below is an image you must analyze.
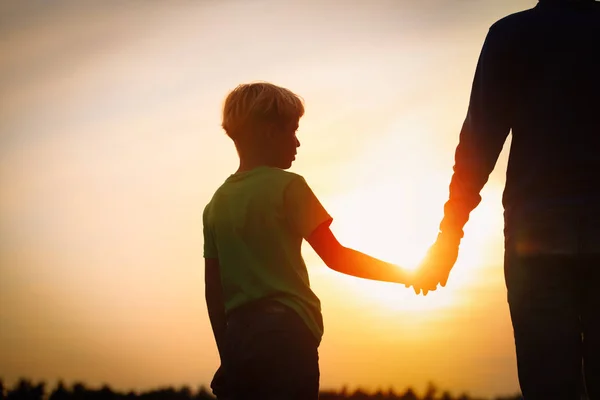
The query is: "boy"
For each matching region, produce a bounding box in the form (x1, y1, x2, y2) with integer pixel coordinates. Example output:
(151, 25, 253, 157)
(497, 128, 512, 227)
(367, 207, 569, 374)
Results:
(203, 82, 412, 400)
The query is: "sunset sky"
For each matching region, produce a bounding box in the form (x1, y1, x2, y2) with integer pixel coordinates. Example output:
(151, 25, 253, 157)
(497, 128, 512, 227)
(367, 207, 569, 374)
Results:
(1, 1, 537, 397)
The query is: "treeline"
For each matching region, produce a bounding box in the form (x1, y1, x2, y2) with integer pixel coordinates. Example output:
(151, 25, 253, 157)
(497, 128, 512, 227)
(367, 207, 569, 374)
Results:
(0, 379, 522, 400)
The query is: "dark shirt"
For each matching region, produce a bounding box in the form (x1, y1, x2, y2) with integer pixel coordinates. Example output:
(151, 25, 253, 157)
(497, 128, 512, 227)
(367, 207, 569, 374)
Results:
(440, 0, 600, 254)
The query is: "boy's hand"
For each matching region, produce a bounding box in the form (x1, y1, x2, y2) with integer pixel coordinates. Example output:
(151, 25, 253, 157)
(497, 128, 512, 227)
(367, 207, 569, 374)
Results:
(413, 233, 460, 295)
(411, 264, 439, 296)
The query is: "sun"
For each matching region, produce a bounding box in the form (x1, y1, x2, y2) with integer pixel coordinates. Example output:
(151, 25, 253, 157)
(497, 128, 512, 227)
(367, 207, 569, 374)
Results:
(319, 177, 492, 314)
(303, 119, 505, 315)
(326, 179, 443, 268)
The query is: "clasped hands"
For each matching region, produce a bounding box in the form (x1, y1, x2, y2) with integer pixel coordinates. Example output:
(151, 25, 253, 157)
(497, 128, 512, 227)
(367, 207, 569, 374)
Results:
(405, 232, 461, 296)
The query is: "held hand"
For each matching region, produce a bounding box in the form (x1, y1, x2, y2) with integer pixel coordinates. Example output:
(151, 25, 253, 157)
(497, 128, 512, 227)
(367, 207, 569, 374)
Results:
(413, 233, 460, 295)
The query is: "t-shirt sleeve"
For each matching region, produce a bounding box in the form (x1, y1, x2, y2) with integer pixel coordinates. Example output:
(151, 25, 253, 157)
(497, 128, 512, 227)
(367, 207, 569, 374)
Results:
(284, 176, 333, 239)
(203, 204, 218, 259)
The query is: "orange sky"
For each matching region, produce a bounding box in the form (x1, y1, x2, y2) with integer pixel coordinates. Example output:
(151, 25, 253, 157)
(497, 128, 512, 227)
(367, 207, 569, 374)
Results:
(0, 1, 536, 397)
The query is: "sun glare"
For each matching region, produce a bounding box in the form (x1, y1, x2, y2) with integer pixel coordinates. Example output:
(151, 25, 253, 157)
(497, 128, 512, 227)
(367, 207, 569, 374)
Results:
(302, 117, 505, 320)
(322, 176, 498, 315)
(324, 180, 446, 312)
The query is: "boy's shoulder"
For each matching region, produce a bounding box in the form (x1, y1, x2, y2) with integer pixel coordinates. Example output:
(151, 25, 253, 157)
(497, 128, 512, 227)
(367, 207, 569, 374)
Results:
(250, 166, 303, 179)
(259, 168, 310, 193)
(267, 167, 305, 182)
(203, 167, 307, 212)
(226, 167, 306, 188)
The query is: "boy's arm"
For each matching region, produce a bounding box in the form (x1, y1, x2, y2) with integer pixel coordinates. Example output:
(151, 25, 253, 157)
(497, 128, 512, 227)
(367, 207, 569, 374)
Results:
(284, 176, 411, 286)
(205, 257, 227, 360)
(307, 222, 411, 286)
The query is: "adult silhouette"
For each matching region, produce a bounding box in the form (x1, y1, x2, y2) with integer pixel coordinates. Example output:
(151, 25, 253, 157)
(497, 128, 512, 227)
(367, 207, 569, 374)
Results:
(417, 0, 600, 398)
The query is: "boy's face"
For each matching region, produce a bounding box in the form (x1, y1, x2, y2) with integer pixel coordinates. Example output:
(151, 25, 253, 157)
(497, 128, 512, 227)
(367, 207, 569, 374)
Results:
(265, 119, 300, 170)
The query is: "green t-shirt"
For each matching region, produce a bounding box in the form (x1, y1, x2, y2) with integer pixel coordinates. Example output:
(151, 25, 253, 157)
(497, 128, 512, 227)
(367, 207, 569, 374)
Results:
(203, 166, 332, 342)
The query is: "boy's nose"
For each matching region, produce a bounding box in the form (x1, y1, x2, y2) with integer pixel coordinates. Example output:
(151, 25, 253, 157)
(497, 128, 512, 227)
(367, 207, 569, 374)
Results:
(295, 137, 301, 147)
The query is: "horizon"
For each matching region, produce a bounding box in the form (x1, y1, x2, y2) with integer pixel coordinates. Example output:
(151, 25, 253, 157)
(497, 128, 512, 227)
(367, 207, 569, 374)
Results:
(1, 377, 524, 400)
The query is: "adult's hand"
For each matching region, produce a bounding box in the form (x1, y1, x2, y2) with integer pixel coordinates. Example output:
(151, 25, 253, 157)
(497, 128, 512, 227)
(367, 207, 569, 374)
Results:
(414, 232, 461, 295)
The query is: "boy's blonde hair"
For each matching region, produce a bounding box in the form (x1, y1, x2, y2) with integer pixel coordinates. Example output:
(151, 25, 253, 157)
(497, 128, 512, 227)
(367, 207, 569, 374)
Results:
(222, 82, 304, 140)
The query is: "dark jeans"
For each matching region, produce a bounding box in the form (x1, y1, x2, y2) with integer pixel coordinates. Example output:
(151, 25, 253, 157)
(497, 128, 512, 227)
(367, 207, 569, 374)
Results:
(212, 300, 320, 400)
(505, 253, 600, 399)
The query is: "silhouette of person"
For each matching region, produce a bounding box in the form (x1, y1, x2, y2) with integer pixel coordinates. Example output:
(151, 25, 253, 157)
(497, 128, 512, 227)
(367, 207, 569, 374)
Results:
(415, 0, 600, 398)
(204, 82, 410, 400)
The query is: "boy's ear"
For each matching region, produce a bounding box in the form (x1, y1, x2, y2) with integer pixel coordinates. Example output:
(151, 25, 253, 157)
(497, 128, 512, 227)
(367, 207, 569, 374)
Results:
(264, 123, 278, 139)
